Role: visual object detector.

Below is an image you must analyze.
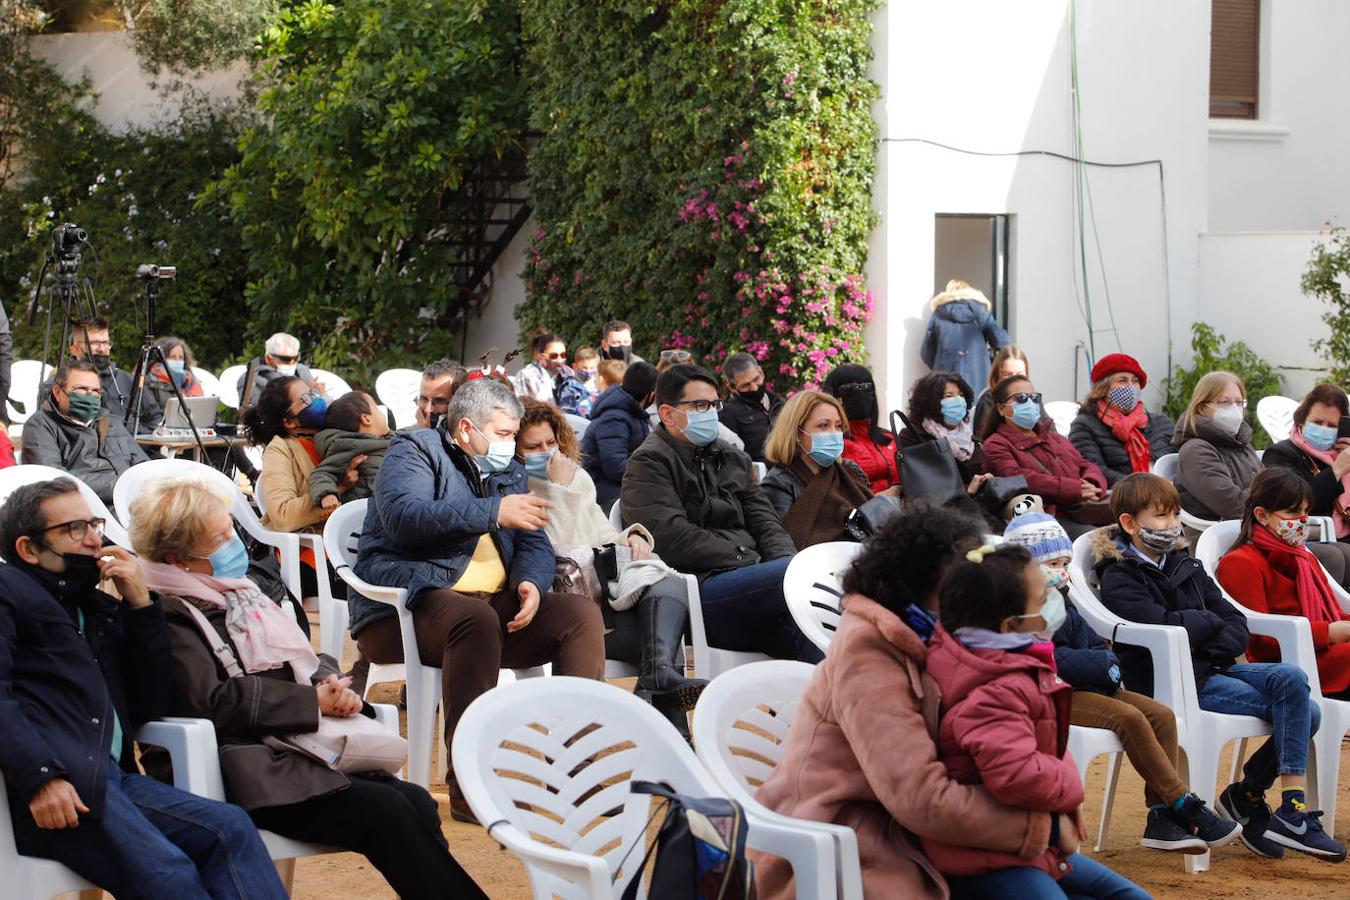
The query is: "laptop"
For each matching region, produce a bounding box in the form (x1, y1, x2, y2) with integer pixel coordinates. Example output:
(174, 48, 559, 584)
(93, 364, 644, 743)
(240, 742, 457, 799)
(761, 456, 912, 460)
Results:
(160, 395, 220, 430)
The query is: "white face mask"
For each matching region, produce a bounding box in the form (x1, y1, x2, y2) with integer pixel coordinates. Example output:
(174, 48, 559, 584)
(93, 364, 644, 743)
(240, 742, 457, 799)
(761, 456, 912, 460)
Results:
(275, 363, 298, 377)
(1210, 404, 1244, 435)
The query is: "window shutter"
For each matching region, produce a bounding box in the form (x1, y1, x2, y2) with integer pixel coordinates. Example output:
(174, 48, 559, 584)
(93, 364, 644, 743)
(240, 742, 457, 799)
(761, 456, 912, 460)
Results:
(1210, 0, 1259, 119)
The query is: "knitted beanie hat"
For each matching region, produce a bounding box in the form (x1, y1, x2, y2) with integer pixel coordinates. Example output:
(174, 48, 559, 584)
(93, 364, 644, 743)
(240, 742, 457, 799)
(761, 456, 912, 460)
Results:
(1004, 512, 1073, 564)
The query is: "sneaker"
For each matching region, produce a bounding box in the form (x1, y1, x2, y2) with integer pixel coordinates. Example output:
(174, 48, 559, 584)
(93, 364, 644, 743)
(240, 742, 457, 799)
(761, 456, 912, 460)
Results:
(1171, 793, 1242, 848)
(1217, 781, 1284, 859)
(1265, 802, 1348, 861)
(1141, 808, 1208, 853)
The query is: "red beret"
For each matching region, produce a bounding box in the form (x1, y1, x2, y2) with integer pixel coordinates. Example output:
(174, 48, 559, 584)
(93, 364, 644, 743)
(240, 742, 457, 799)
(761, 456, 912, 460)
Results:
(1090, 353, 1147, 388)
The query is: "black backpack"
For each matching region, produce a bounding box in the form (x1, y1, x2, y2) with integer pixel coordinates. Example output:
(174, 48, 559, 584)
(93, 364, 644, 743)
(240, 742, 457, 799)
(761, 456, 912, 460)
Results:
(618, 781, 756, 900)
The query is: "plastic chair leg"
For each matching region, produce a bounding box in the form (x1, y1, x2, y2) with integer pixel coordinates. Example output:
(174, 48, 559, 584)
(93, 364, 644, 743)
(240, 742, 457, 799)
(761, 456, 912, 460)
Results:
(1313, 729, 1342, 833)
(1094, 751, 1124, 852)
(405, 667, 442, 788)
(1229, 737, 1248, 786)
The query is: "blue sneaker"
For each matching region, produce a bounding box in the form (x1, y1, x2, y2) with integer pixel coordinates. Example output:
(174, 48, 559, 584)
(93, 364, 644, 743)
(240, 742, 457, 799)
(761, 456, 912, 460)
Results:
(1217, 781, 1284, 859)
(1265, 800, 1348, 862)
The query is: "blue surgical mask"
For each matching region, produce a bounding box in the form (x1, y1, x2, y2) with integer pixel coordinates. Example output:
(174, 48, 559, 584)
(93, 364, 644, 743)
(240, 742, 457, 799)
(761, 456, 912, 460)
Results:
(297, 394, 328, 430)
(940, 396, 968, 426)
(1304, 422, 1338, 452)
(166, 359, 187, 376)
(524, 450, 554, 479)
(207, 535, 250, 580)
(681, 408, 721, 447)
(470, 421, 516, 473)
(804, 430, 844, 466)
(1011, 400, 1041, 430)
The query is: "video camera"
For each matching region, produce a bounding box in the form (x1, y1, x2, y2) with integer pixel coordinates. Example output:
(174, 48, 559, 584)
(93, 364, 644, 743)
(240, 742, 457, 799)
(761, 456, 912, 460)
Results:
(51, 223, 87, 260)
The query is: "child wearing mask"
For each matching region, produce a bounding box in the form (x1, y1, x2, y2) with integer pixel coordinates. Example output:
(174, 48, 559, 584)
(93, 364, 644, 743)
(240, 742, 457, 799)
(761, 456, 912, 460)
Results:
(573, 347, 600, 396)
(1095, 473, 1344, 862)
(309, 391, 393, 509)
(923, 544, 1149, 898)
(1004, 512, 1237, 854)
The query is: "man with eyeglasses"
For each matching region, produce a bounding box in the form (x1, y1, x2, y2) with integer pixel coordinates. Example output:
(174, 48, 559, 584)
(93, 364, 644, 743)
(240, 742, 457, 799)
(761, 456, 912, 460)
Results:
(621, 364, 823, 663)
(23, 359, 148, 506)
(511, 332, 591, 417)
(414, 358, 466, 430)
(0, 477, 286, 898)
(67, 315, 162, 435)
(237, 332, 318, 413)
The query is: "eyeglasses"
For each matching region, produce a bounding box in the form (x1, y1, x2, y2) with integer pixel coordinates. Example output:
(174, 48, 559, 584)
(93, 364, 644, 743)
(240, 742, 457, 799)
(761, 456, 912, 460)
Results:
(33, 517, 106, 543)
(1206, 398, 1247, 409)
(78, 340, 112, 351)
(288, 387, 321, 416)
(673, 399, 724, 414)
(660, 350, 693, 363)
(544, 352, 567, 360)
(416, 395, 450, 409)
(66, 386, 103, 397)
(1006, 392, 1043, 405)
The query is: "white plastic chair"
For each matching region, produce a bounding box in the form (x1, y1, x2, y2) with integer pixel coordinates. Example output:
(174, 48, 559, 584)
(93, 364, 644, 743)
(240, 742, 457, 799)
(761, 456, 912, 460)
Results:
(783, 541, 861, 656)
(0, 778, 100, 900)
(693, 660, 863, 900)
(217, 364, 247, 410)
(1065, 724, 1126, 851)
(563, 413, 590, 439)
(1152, 453, 1220, 533)
(309, 369, 352, 400)
(1068, 530, 1271, 873)
(0, 464, 133, 551)
(189, 367, 220, 399)
(374, 368, 422, 430)
(1256, 395, 1298, 445)
(451, 676, 831, 899)
(1195, 520, 1349, 832)
(6, 360, 53, 427)
(1044, 400, 1079, 437)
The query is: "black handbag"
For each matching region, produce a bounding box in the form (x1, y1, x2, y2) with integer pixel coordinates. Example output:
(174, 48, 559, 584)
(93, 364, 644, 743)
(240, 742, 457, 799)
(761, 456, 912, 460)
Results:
(890, 410, 965, 505)
(975, 474, 1030, 511)
(843, 494, 901, 541)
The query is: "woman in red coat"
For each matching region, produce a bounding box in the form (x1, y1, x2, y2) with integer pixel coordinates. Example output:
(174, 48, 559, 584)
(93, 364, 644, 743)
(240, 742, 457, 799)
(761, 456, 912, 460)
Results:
(823, 364, 900, 493)
(981, 375, 1107, 538)
(1218, 467, 1350, 699)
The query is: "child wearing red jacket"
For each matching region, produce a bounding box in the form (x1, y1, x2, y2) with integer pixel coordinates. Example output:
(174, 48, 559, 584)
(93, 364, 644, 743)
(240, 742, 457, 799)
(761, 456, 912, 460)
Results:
(923, 544, 1148, 898)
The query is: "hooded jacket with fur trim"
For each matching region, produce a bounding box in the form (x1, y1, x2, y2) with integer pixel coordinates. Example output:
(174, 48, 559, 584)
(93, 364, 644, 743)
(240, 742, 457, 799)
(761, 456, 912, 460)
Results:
(921, 284, 1011, 392)
(1091, 525, 1249, 695)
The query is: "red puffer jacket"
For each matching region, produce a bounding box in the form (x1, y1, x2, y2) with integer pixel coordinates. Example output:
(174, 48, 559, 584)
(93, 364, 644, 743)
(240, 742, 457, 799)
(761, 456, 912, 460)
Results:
(922, 626, 1082, 881)
(843, 418, 900, 493)
(983, 419, 1106, 515)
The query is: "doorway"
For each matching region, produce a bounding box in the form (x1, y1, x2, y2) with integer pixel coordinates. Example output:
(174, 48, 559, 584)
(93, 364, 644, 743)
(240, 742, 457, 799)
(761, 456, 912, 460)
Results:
(934, 214, 1011, 330)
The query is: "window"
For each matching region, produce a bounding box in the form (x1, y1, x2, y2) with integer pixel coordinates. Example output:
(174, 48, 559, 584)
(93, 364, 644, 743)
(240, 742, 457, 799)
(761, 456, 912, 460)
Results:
(934, 214, 1011, 330)
(1210, 0, 1259, 119)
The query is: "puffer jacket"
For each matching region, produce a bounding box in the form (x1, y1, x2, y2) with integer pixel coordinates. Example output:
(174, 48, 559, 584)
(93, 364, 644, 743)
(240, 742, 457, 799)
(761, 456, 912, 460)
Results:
(309, 428, 393, 504)
(620, 425, 794, 577)
(20, 400, 149, 505)
(982, 419, 1106, 515)
(348, 426, 555, 636)
(1068, 407, 1175, 486)
(1052, 594, 1122, 696)
(718, 390, 785, 463)
(843, 418, 900, 493)
(1092, 525, 1250, 695)
(753, 595, 1050, 899)
(581, 386, 651, 509)
(920, 297, 1011, 391)
(1171, 414, 1262, 521)
(921, 626, 1080, 880)
(1262, 439, 1345, 519)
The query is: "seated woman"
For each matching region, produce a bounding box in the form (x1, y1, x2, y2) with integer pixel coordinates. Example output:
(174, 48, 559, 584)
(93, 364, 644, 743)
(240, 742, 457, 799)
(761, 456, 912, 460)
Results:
(515, 400, 706, 734)
(897, 371, 993, 491)
(982, 375, 1108, 538)
(129, 477, 486, 900)
(1219, 467, 1350, 701)
(1069, 353, 1174, 486)
(759, 390, 874, 547)
(753, 506, 1072, 899)
(822, 363, 899, 493)
(1171, 371, 1262, 523)
(146, 336, 206, 407)
(973, 344, 1029, 436)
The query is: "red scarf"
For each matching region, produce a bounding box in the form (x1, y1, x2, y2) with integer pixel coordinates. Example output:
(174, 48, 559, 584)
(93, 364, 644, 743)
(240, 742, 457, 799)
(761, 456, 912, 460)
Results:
(1250, 524, 1347, 626)
(1097, 399, 1151, 474)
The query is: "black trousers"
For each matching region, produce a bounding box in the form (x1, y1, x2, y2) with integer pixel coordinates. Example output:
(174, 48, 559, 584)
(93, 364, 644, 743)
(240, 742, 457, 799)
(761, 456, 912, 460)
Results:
(248, 774, 486, 900)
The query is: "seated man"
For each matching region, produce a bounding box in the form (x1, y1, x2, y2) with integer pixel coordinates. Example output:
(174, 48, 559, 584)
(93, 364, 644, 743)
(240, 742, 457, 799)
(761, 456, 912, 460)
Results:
(22, 358, 148, 506)
(69, 315, 162, 434)
(348, 377, 605, 820)
(622, 364, 820, 662)
(0, 478, 284, 898)
(237, 331, 316, 412)
(414, 358, 465, 430)
(719, 351, 784, 463)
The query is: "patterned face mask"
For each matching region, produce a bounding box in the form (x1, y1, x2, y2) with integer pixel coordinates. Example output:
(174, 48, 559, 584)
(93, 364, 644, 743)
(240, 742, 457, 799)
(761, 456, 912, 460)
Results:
(1268, 513, 1310, 548)
(1107, 385, 1141, 412)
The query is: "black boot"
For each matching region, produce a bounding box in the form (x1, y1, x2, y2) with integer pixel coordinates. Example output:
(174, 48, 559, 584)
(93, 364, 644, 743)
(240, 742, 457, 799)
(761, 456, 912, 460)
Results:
(635, 590, 708, 711)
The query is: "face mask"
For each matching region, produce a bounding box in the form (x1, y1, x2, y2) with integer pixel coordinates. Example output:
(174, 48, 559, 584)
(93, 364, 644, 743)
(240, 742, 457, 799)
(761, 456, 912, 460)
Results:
(60, 551, 103, 594)
(65, 391, 102, 423)
(207, 535, 250, 580)
(1137, 524, 1183, 554)
(940, 396, 968, 426)
(1023, 589, 1067, 639)
(166, 359, 187, 386)
(1107, 385, 1142, 413)
(606, 345, 632, 363)
(1010, 400, 1040, 430)
(739, 384, 767, 403)
(469, 422, 516, 473)
(953, 626, 1038, 651)
(1210, 404, 1244, 436)
(804, 431, 844, 466)
(524, 450, 554, 479)
(839, 388, 874, 422)
(275, 363, 298, 377)
(296, 394, 328, 430)
(680, 408, 721, 447)
(1043, 565, 1070, 592)
(1303, 423, 1338, 452)
(1267, 513, 1310, 548)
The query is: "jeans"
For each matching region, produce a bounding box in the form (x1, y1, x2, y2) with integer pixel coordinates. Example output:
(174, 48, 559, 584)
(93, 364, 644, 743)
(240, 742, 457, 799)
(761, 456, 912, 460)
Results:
(948, 853, 1150, 899)
(699, 557, 823, 662)
(1196, 662, 1321, 787)
(12, 763, 285, 900)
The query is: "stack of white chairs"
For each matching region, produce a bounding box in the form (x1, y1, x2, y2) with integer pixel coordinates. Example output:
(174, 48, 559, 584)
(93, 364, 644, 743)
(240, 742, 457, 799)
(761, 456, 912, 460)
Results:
(374, 368, 422, 430)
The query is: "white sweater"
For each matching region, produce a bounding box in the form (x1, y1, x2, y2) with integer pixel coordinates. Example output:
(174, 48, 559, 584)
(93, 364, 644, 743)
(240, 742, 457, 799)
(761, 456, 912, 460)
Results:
(528, 466, 651, 549)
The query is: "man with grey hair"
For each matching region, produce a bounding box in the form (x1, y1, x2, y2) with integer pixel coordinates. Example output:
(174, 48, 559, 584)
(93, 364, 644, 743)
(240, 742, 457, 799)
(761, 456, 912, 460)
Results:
(349, 377, 605, 821)
(237, 331, 318, 411)
(718, 351, 784, 462)
(414, 358, 466, 429)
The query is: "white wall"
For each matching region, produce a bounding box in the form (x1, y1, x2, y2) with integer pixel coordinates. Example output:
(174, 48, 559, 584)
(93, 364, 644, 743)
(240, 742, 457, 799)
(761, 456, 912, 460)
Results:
(458, 221, 529, 372)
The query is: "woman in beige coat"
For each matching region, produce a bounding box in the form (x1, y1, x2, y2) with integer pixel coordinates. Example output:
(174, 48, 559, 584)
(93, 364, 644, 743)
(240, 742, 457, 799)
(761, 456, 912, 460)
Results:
(754, 506, 1078, 899)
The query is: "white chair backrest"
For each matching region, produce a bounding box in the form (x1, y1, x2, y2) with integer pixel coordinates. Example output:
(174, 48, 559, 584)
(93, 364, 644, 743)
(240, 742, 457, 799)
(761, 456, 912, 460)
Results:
(564, 413, 590, 439)
(113, 458, 241, 530)
(693, 660, 814, 796)
(0, 465, 133, 552)
(323, 497, 367, 574)
(217, 364, 247, 409)
(1194, 519, 1242, 578)
(783, 541, 862, 654)
(374, 368, 422, 430)
(310, 368, 352, 400)
(6, 360, 53, 424)
(608, 502, 624, 532)
(1256, 395, 1298, 444)
(1152, 453, 1179, 481)
(190, 366, 221, 399)
(1044, 400, 1079, 437)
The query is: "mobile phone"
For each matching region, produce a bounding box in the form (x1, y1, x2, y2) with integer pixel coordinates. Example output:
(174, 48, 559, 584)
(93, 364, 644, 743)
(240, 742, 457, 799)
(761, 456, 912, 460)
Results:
(1338, 416, 1350, 440)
